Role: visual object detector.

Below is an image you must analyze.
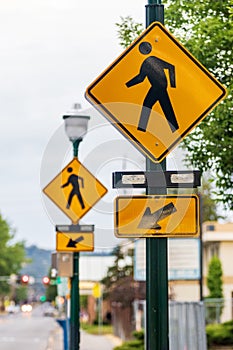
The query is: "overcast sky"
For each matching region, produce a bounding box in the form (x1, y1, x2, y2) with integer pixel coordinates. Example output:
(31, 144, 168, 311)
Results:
(0, 0, 197, 251)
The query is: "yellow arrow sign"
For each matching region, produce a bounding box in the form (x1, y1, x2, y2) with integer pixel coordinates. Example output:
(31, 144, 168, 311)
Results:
(86, 22, 226, 163)
(56, 232, 94, 252)
(43, 158, 108, 223)
(114, 195, 199, 238)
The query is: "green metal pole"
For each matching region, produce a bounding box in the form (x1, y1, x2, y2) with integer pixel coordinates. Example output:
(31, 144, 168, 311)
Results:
(70, 139, 82, 350)
(145, 1, 169, 349)
(70, 252, 80, 350)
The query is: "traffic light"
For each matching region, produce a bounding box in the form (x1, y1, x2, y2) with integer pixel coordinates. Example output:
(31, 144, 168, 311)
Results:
(42, 276, 50, 286)
(21, 274, 29, 284)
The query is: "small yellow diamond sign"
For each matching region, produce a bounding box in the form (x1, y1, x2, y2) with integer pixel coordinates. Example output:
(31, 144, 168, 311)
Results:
(56, 232, 94, 252)
(43, 158, 108, 223)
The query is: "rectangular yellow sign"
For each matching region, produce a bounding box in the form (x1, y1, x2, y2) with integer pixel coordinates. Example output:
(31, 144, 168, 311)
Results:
(115, 195, 199, 238)
(56, 232, 94, 252)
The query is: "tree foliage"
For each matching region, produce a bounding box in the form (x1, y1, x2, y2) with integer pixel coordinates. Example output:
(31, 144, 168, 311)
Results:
(163, 0, 233, 210)
(207, 255, 223, 298)
(101, 245, 133, 298)
(201, 177, 225, 222)
(116, 1, 233, 210)
(45, 269, 57, 302)
(116, 16, 144, 49)
(0, 214, 26, 296)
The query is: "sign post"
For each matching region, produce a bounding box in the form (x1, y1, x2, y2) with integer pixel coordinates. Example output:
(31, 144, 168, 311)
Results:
(43, 108, 107, 350)
(145, 2, 168, 349)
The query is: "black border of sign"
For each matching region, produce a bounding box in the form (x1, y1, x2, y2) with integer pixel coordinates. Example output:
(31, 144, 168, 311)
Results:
(114, 194, 200, 237)
(85, 22, 227, 163)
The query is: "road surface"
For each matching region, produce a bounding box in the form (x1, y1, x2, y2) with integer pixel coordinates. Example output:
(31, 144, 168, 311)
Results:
(0, 305, 58, 350)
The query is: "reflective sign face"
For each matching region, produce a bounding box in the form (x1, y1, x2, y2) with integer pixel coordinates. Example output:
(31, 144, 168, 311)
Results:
(43, 158, 108, 223)
(56, 232, 94, 252)
(114, 195, 199, 237)
(86, 22, 226, 163)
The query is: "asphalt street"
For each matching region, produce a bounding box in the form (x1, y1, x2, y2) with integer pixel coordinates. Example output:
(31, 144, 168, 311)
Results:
(0, 306, 122, 350)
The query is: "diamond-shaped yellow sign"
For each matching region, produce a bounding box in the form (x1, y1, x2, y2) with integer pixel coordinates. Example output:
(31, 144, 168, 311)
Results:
(86, 22, 227, 163)
(43, 158, 108, 223)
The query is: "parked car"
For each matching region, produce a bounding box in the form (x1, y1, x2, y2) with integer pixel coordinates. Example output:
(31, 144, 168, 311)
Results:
(43, 305, 58, 317)
(6, 304, 20, 314)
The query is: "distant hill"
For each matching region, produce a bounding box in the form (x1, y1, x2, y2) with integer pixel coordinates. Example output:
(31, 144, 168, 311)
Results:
(21, 245, 52, 279)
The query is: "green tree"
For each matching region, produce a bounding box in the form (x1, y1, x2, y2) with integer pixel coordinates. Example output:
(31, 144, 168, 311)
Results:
(163, 0, 233, 210)
(206, 255, 224, 323)
(116, 16, 143, 49)
(207, 256, 223, 299)
(116, 0, 233, 210)
(45, 269, 57, 302)
(201, 177, 225, 222)
(15, 285, 28, 304)
(0, 214, 26, 298)
(101, 245, 133, 298)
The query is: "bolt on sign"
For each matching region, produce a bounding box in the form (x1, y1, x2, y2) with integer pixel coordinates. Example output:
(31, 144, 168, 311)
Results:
(56, 232, 94, 252)
(114, 195, 199, 238)
(86, 22, 227, 163)
(43, 158, 108, 223)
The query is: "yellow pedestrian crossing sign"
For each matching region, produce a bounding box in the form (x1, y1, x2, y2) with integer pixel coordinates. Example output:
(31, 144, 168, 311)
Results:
(86, 22, 227, 163)
(43, 158, 108, 223)
(56, 232, 94, 252)
(114, 195, 199, 238)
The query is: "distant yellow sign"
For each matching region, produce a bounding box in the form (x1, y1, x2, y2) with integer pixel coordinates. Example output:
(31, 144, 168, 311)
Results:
(114, 195, 199, 238)
(56, 232, 94, 252)
(92, 283, 101, 298)
(86, 22, 227, 163)
(43, 158, 108, 223)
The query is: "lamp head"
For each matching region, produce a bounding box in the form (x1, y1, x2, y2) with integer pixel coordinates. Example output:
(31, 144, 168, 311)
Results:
(63, 103, 90, 142)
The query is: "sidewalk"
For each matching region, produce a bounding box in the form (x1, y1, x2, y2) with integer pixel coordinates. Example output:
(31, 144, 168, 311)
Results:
(48, 324, 122, 350)
(80, 330, 122, 350)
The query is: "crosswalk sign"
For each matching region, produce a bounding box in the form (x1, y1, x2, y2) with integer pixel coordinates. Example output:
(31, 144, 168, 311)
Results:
(86, 22, 227, 163)
(43, 158, 108, 223)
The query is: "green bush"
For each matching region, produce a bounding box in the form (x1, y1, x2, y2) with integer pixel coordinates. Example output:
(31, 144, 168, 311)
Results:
(114, 340, 143, 350)
(132, 330, 144, 341)
(114, 330, 144, 350)
(206, 320, 233, 346)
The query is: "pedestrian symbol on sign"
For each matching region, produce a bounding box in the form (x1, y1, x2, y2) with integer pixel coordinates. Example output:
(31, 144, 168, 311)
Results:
(61, 167, 85, 210)
(126, 41, 179, 133)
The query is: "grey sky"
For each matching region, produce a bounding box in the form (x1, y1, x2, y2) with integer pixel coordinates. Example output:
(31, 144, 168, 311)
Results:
(0, 0, 189, 251)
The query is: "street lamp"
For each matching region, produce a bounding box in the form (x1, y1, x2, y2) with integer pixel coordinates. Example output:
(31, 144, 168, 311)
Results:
(63, 103, 90, 350)
(63, 103, 90, 158)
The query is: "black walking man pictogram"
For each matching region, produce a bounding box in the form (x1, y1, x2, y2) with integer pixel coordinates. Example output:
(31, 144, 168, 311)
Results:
(126, 41, 179, 133)
(61, 167, 85, 210)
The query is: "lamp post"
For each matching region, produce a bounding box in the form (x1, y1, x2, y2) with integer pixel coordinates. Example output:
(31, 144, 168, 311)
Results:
(63, 103, 90, 350)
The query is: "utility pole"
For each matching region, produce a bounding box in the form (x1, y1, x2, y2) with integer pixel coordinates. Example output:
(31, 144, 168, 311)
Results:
(145, 1, 169, 349)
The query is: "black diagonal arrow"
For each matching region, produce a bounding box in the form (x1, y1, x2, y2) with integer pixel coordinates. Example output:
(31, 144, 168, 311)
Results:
(66, 235, 84, 248)
(138, 202, 177, 230)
